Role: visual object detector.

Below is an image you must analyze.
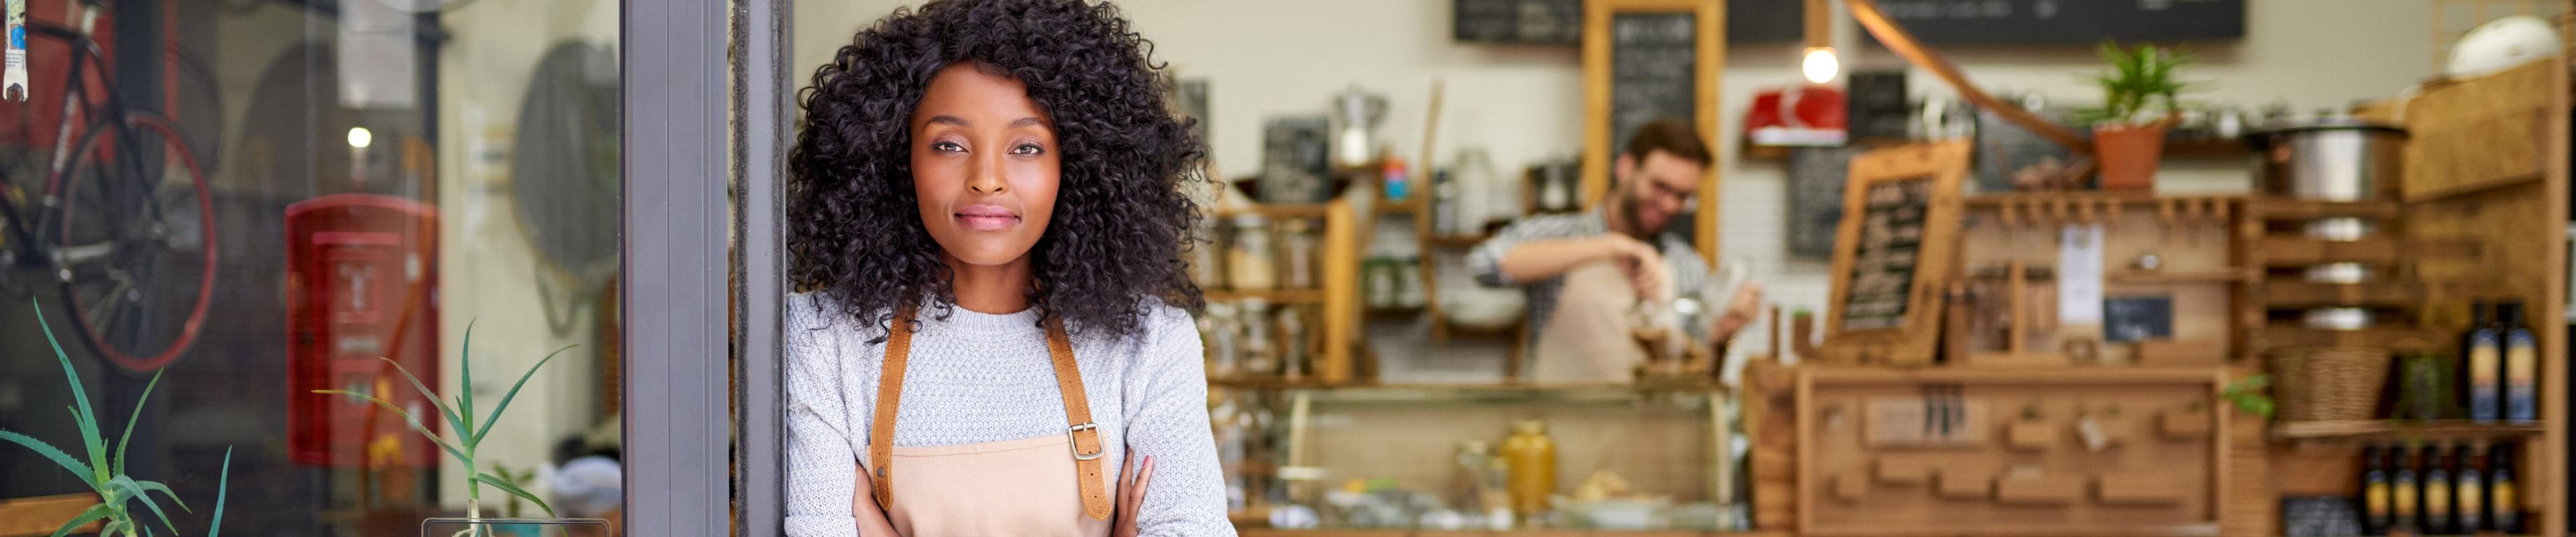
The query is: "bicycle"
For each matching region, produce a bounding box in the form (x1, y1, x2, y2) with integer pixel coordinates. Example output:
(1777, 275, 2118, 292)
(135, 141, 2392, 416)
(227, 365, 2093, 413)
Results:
(0, 1, 216, 373)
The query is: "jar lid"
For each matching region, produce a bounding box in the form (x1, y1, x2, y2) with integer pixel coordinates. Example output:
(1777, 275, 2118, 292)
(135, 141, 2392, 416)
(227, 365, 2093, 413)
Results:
(1511, 419, 1547, 434)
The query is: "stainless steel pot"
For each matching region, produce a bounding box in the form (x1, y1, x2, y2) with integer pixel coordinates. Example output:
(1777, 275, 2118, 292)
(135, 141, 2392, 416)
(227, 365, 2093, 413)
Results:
(2245, 116, 2408, 201)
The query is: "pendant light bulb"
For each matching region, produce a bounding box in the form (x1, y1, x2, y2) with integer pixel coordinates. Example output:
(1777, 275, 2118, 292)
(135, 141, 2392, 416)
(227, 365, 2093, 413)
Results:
(1802, 46, 1839, 84)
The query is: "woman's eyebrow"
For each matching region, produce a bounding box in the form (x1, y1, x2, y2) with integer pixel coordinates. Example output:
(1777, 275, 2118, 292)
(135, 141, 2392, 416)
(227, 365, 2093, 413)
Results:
(1010, 117, 1046, 128)
(926, 115, 970, 127)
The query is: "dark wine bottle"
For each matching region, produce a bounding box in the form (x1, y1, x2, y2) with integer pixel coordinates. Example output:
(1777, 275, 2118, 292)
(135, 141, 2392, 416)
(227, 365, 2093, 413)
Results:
(2501, 301, 2538, 423)
(2363, 444, 2390, 536)
(2456, 444, 2485, 533)
(2465, 301, 2502, 422)
(2492, 443, 2522, 534)
(2422, 444, 2453, 534)
(2392, 444, 2419, 532)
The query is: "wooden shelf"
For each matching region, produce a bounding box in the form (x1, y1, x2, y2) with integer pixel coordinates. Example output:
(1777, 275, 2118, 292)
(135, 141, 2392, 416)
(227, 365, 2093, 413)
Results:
(2272, 420, 2545, 441)
(1426, 234, 1493, 248)
(2163, 139, 2253, 159)
(1965, 192, 2243, 209)
(2108, 269, 2252, 285)
(2255, 326, 2449, 351)
(1220, 203, 1333, 219)
(2244, 198, 2404, 220)
(1208, 379, 1724, 397)
(1208, 289, 1328, 304)
(2253, 236, 2478, 266)
(1375, 199, 1424, 215)
(2259, 281, 2429, 307)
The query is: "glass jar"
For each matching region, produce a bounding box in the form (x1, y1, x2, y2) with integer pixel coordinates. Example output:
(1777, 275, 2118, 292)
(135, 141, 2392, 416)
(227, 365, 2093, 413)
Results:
(1366, 257, 1399, 309)
(1202, 301, 1242, 379)
(1277, 306, 1309, 380)
(1239, 299, 1278, 376)
(1191, 221, 1228, 289)
(1501, 419, 1557, 518)
(1228, 215, 1278, 291)
(1397, 256, 1426, 308)
(1280, 219, 1320, 289)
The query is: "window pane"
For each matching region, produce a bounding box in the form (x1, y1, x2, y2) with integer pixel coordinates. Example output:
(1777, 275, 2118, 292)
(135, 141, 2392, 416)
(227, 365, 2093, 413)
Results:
(0, 0, 625, 534)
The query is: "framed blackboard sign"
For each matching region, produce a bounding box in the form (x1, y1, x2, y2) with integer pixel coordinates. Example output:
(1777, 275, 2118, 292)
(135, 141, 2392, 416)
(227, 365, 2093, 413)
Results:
(1584, 0, 1724, 262)
(1455, 0, 1585, 45)
(1868, 0, 2244, 45)
(1823, 141, 1970, 366)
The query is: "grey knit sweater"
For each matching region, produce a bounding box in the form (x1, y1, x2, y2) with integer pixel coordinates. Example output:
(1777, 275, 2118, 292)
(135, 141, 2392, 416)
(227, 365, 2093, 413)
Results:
(784, 293, 1236, 536)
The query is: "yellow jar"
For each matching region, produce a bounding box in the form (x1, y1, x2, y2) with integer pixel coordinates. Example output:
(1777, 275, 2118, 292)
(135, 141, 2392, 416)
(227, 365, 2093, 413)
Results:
(1501, 419, 1557, 517)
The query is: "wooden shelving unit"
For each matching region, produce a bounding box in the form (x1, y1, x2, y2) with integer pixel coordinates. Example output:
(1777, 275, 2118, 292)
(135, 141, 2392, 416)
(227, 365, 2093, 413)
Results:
(1209, 288, 1330, 304)
(2271, 420, 2546, 441)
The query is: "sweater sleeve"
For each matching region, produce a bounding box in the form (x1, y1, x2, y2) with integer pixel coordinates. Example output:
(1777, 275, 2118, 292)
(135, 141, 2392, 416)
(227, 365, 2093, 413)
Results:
(1122, 306, 1240, 537)
(785, 295, 861, 536)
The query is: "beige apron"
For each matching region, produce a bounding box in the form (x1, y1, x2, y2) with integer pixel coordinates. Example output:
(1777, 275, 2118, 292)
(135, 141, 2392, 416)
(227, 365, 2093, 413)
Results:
(855, 314, 1117, 537)
(1529, 260, 1657, 383)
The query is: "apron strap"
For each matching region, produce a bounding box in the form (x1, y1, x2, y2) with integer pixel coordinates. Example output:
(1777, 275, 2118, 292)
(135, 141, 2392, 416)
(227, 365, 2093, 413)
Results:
(866, 306, 1114, 521)
(868, 307, 914, 511)
(1046, 319, 1114, 520)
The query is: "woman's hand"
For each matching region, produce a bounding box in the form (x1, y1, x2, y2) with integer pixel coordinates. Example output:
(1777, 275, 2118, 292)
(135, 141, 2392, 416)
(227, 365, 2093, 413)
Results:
(1112, 454, 1157, 537)
(852, 467, 900, 536)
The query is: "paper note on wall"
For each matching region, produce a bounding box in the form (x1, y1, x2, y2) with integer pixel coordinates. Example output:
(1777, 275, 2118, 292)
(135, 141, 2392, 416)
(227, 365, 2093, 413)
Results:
(2058, 224, 2104, 325)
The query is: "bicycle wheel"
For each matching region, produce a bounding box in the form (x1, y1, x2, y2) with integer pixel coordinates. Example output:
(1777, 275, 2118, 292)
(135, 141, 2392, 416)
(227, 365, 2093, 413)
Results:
(52, 111, 217, 373)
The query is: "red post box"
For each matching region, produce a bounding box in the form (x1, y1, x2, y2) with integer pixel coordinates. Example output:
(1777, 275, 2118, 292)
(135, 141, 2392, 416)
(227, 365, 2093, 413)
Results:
(284, 193, 439, 467)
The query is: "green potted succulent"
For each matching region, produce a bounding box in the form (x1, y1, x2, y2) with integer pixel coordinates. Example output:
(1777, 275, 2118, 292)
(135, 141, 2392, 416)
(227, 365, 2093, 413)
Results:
(2082, 40, 2199, 191)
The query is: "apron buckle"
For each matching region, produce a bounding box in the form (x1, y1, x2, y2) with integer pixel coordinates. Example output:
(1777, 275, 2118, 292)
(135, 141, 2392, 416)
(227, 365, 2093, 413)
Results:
(1067, 422, 1104, 460)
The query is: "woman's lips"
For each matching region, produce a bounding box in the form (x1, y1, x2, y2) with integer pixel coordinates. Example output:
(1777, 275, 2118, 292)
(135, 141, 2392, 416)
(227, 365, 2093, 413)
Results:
(955, 204, 1020, 231)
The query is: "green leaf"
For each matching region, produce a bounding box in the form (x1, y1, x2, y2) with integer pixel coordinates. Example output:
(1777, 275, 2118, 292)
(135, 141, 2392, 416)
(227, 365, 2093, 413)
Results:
(0, 430, 100, 489)
(458, 321, 478, 440)
(208, 447, 230, 537)
(115, 371, 163, 477)
(32, 301, 109, 483)
(372, 356, 469, 447)
(105, 476, 179, 536)
(474, 472, 557, 518)
(474, 344, 577, 444)
(96, 520, 131, 537)
(312, 390, 469, 462)
(47, 502, 110, 537)
(131, 479, 189, 513)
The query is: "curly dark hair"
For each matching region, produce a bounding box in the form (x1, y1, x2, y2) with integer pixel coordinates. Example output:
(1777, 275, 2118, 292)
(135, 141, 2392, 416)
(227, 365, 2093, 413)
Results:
(790, 0, 1205, 340)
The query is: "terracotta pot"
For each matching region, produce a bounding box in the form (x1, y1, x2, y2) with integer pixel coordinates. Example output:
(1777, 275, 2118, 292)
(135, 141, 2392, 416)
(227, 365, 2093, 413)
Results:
(2093, 122, 2169, 191)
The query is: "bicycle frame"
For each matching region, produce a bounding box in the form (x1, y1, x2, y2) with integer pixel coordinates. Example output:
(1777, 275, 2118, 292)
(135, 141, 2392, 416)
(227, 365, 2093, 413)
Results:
(0, 15, 146, 273)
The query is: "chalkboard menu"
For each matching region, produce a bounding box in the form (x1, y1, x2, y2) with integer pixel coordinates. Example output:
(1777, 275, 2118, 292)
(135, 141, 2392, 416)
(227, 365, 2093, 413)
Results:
(1455, 0, 1583, 45)
(1870, 0, 2243, 45)
(1841, 177, 1933, 332)
(1608, 12, 1698, 161)
(1788, 146, 1870, 260)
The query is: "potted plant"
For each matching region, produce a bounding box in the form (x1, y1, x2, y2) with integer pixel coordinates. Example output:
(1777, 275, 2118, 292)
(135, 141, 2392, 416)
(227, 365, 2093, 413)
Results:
(1, 301, 233, 536)
(314, 322, 592, 536)
(2082, 40, 2198, 191)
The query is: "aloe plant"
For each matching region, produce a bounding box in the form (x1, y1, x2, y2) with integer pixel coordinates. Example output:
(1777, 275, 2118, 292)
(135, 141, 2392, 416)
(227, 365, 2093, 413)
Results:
(313, 321, 574, 536)
(2081, 40, 2200, 127)
(0, 301, 231, 536)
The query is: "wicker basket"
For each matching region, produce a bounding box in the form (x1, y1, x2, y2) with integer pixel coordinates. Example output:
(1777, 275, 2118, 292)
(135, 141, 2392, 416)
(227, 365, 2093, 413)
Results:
(2268, 347, 2390, 423)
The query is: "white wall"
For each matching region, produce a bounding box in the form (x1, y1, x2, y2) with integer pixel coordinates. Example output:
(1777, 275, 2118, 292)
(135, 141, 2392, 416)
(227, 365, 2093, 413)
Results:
(793, 0, 2440, 365)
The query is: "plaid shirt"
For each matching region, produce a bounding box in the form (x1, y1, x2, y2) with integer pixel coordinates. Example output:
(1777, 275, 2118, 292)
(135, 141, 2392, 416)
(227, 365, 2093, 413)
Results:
(1466, 208, 1711, 342)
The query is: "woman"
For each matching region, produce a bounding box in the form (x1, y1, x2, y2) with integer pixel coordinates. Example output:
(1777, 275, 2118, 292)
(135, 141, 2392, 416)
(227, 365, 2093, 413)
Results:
(783, 0, 1230, 535)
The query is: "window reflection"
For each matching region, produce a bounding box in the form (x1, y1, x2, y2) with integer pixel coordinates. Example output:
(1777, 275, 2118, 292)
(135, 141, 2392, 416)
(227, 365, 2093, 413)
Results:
(0, 0, 625, 534)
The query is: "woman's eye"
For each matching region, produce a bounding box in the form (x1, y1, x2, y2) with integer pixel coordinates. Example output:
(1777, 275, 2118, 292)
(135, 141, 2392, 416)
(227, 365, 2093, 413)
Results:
(1010, 143, 1045, 156)
(930, 141, 965, 152)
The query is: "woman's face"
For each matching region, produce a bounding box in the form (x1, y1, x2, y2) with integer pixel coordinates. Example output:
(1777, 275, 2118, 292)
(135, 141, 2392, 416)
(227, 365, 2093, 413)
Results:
(910, 62, 1061, 268)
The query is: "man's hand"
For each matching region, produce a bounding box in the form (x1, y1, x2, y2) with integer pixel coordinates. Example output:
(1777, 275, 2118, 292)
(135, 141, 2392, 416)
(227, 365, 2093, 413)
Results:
(1711, 281, 1764, 340)
(1601, 234, 1667, 301)
(1113, 454, 1157, 537)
